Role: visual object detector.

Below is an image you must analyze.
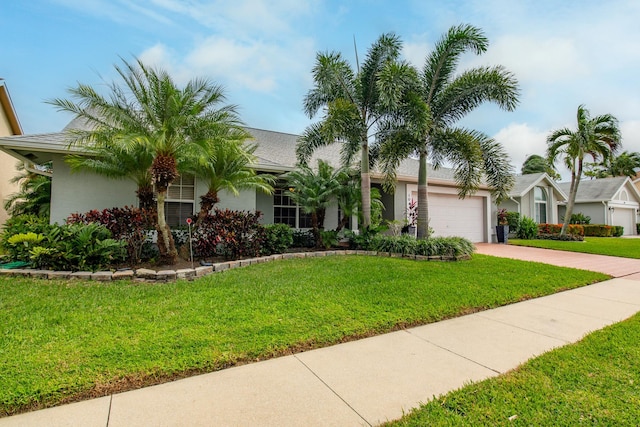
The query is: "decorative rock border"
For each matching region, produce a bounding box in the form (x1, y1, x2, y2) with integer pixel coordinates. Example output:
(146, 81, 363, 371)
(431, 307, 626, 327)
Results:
(0, 250, 470, 283)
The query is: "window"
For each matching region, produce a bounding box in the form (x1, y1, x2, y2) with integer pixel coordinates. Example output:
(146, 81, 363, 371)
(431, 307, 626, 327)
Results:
(534, 186, 547, 223)
(273, 188, 312, 228)
(165, 175, 195, 227)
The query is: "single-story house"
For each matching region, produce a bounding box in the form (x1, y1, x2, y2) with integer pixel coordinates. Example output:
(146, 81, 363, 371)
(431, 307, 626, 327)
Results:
(0, 81, 23, 224)
(558, 176, 640, 235)
(497, 172, 567, 225)
(0, 117, 498, 242)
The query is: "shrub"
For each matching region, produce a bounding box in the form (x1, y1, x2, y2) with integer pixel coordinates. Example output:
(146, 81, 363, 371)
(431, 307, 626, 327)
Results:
(262, 224, 293, 255)
(292, 229, 315, 248)
(516, 216, 538, 239)
(1, 215, 50, 253)
(583, 224, 614, 237)
(537, 233, 584, 241)
(506, 211, 520, 234)
(67, 206, 155, 264)
(613, 226, 624, 237)
(637, 223, 640, 235)
(369, 234, 475, 257)
(345, 225, 386, 250)
(371, 234, 417, 255)
(569, 212, 591, 224)
(319, 229, 339, 249)
(537, 223, 584, 236)
(192, 209, 265, 260)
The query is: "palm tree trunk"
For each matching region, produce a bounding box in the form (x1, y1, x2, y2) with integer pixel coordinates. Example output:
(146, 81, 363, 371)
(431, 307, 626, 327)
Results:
(361, 142, 371, 229)
(417, 150, 430, 239)
(197, 190, 219, 226)
(156, 189, 178, 264)
(561, 160, 583, 236)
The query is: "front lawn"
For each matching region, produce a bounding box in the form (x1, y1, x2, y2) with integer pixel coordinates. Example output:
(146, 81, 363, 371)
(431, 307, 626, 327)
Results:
(509, 237, 640, 258)
(0, 255, 607, 416)
(387, 311, 640, 426)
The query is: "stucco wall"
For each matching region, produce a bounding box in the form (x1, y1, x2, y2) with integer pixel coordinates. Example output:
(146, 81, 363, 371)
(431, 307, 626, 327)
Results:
(0, 110, 19, 224)
(559, 202, 606, 224)
(50, 154, 137, 224)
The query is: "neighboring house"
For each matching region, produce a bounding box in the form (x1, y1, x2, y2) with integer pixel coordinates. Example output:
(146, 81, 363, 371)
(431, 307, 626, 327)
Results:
(497, 172, 567, 225)
(0, 80, 23, 224)
(558, 176, 640, 236)
(0, 119, 496, 242)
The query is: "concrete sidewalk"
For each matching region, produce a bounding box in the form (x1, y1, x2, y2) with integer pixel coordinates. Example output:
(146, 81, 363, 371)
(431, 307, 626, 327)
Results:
(3, 246, 640, 426)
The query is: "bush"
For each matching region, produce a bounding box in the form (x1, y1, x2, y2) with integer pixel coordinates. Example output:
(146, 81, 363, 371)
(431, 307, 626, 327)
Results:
(5, 222, 126, 271)
(569, 212, 591, 224)
(1, 215, 50, 254)
(613, 226, 624, 237)
(538, 224, 584, 236)
(292, 229, 315, 248)
(583, 224, 614, 237)
(516, 216, 538, 239)
(637, 223, 640, 235)
(319, 229, 339, 249)
(262, 224, 293, 255)
(67, 206, 155, 264)
(537, 233, 584, 241)
(369, 234, 475, 257)
(506, 211, 520, 234)
(345, 225, 386, 250)
(192, 209, 265, 260)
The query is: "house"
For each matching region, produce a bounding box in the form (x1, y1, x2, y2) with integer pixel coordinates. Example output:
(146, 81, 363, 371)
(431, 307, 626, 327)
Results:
(0, 80, 23, 224)
(558, 176, 640, 235)
(497, 172, 567, 225)
(0, 119, 497, 242)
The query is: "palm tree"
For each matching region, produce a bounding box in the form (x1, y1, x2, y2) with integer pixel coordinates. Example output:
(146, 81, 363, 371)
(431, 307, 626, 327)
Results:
(521, 154, 561, 180)
(297, 33, 405, 229)
(185, 136, 275, 225)
(378, 24, 519, 239)
(547, 105, 621, 235)
(4, 162, 52, 219)
(584, 151, 640, 179)
(285, 159, 343, 248)
(50, 58, 244, 264)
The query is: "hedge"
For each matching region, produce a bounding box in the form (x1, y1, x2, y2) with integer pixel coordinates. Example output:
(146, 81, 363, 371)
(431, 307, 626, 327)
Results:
(537, 223, 584, 236)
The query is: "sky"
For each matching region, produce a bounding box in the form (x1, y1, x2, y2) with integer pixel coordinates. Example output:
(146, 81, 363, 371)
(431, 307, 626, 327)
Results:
(2, 0, 640, 179)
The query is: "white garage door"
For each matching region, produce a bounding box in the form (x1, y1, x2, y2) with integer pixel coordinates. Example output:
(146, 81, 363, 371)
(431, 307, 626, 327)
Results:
(611, 207, 636, 236)
(428, 193, 485, 242)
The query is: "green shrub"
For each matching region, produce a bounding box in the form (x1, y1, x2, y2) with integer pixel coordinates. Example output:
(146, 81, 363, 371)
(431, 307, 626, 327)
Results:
(345, 225, 385, 250)
(371, 234, 417, 255)
(369, 234, 474, 257)
(292, 229, 315, 248)
(506, 211, 520, 234)
(6, 232, 45, 261)
(583, 224, 614, 237)
(319, 229, 339, 249)
(537, 223, 584, 236)
(1, 214, 50, 254)
(612, 226, 624, 237)
(568, 212, 591, 224)
(262, 224, 293, 254)
(516, 216, 538, 239)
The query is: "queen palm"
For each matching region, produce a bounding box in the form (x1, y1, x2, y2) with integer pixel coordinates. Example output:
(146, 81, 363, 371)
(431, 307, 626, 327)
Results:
(4, 162, 52, 218)
(584, 151, 640, 179)
(297, 33, 405, 229)
(521, 154, 561, 180)
(547, 105, 621, 235)
(378, 24, 519, 239)
(50, 58, 243, 263)
(185, 136, 275, 225)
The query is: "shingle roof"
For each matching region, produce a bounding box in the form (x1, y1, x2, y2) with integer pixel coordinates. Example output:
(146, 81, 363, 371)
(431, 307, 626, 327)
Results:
(510, 172, 567, 200)
(558, 176, 630, 202)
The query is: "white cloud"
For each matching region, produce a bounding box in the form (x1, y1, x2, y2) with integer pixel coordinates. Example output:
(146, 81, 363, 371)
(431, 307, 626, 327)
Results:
(493, 123, 548, 172)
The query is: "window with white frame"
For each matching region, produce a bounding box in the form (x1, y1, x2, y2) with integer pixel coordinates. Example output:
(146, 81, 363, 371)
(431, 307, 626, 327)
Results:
(534, 186, 547, 223)
(165, 174, 195, 227)
(273, 188, 312, 228)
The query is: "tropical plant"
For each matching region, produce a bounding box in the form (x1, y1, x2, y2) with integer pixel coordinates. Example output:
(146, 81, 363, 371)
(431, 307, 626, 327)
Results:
(516, 216, 538, 239)
(285, 159, 343, 248)
(262, 223, 294, 255)
(377, 24, 519, 239)
(185, 138, 275, 225)
(521, 154, 561, 180)
(49, 58, 244, 264)
(547, 105, 621, 235)
(4, 162, 52, 219)
(297, 33, 407, 229)
(192, 209, 265, 260)
(584, 151, 640, 179)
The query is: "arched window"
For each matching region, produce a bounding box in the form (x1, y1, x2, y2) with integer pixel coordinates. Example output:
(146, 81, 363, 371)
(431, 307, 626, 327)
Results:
(534, 186, 547, 223)
(619, 189, 629, 201)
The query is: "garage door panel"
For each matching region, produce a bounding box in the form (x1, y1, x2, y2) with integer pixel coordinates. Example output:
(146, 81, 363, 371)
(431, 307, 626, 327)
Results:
(612, 208, 636, 236)
(428, 194, 484, 242)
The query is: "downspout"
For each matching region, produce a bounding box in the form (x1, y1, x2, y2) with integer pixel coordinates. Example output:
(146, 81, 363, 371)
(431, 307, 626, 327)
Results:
(602, 201, 608, 225)
(509, 197, 521, 215)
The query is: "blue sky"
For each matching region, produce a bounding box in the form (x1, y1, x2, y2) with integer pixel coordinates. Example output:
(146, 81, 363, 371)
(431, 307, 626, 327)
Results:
(2, 0, 639, 175)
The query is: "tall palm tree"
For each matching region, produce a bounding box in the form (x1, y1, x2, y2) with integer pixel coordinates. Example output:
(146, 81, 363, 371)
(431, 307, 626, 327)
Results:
(286, 159, 343, 248)
(185, 136, 275, 225)
(50, 58, 243, 264)
(297, 33, 405, 229)
(4, 162, 52, 219)
(547, 105, 621, 235)
(378, 24, 519, 239)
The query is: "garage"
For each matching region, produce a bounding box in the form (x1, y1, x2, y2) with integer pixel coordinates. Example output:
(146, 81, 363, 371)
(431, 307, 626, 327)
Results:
(611, 207, 637, 236)
(410, 191, 485, 242)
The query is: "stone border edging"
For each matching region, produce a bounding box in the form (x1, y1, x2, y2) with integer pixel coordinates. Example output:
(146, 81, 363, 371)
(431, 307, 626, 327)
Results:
(0, 250, 470, 283)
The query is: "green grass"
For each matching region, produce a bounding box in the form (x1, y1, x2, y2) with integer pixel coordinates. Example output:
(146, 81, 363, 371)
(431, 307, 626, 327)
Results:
(0, 255, 607, 416)
(509, 237, 640, 258)
(387, 311, 640, 426)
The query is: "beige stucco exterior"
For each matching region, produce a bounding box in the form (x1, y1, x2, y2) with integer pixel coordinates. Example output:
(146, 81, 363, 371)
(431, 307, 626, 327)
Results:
(0, 82, 22, 224)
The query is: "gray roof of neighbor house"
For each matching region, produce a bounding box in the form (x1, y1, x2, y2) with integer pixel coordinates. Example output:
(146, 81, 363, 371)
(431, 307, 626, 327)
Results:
(510, 172, 567, 200)
(557, 176, 632, 202)
(0, 117, 462, 185)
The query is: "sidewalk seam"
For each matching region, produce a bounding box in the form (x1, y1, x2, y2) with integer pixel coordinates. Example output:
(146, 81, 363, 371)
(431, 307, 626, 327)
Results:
(293, 355, 372, 427)
(105, 395, 113, 427)
(473, 313, 573, 343)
